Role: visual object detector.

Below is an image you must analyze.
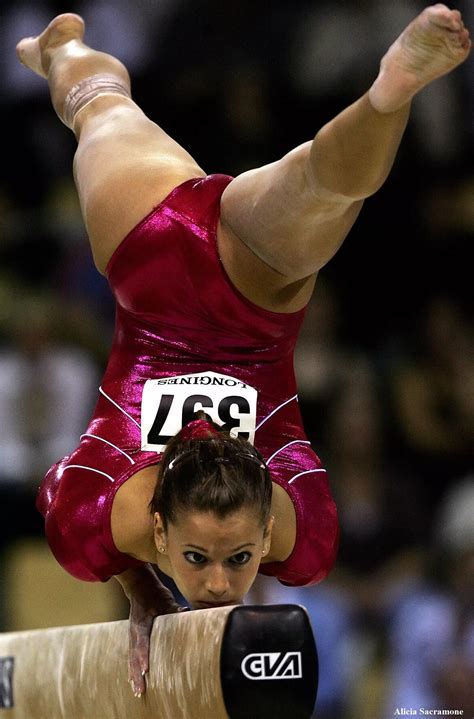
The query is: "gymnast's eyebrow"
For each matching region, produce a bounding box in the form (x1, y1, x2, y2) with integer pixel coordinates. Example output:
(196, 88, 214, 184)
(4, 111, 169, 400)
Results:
(182, 543, 256, 552)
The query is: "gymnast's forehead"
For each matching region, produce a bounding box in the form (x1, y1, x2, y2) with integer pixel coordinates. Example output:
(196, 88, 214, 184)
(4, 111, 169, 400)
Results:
(166, 506, 264, 539)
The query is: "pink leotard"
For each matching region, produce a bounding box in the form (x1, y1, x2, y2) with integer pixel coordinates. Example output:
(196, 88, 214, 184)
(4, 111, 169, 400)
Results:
(37, 174, 339, 586)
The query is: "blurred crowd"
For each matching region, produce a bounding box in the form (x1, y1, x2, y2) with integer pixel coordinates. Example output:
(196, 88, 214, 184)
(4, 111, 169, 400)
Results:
(0, 1, 473, 717)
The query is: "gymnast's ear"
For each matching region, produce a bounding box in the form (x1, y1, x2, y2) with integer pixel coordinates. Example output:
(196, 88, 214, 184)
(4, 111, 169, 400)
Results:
(262, 515, 274, 555)
(153, 512, 167, 548)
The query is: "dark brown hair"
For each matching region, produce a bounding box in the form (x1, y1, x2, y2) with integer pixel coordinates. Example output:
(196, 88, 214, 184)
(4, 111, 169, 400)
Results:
(150, 412, 272, 530)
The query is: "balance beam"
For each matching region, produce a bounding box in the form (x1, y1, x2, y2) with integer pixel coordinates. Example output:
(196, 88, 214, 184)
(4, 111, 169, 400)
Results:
(0, 604, 318, 719)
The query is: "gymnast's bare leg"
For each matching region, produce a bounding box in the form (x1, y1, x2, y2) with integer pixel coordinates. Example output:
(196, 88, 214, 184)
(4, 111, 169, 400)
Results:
(16, 7, 470, 302)
(16, 13, 206, 274)
(216, 5, 471, 303)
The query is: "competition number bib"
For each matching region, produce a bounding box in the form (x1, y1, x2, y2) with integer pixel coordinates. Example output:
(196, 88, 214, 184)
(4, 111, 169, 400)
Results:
(141, 371, 258, 452)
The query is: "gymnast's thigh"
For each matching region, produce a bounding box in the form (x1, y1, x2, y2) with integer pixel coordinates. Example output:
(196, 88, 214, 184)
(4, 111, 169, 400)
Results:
(72, 95, 206, 273)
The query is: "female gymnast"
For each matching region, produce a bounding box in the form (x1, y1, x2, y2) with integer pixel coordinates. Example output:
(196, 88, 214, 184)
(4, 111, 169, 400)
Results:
(16, 5, 470, 697)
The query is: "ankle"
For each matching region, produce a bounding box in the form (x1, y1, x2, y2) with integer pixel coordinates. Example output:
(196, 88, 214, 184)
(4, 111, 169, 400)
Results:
(368, 62, 414, 115)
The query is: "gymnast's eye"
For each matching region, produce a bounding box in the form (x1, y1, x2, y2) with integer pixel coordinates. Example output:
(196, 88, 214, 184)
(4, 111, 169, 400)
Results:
(184, 551, 207, 565)
(228, 552, 252, 566)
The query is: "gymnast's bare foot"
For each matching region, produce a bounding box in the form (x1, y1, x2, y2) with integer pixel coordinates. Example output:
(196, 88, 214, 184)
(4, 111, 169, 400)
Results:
(16, 13, 85, 78)
(369, 4, 471, 113)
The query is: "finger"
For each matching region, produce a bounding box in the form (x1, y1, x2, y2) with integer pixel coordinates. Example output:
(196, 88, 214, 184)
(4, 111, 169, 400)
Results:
(139, 651, 149, 677)
(128, 623, 152, 694)
(128, 652, 147, 697)
(132, 625, 152, 673)
(129, 673, 146, 698)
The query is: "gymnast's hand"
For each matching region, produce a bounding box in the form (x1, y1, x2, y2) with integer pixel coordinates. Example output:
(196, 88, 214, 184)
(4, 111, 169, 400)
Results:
(116, 563, 188, 697)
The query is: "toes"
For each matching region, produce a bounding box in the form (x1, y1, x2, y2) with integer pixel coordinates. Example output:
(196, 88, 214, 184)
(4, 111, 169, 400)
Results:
(450, 10, 463, 27)
(15, 37, 43, 74)
(448, 26, 471, 52)
(16, 38, 32, 56)
(425, 5, 470, 51)
(427, 5, 465, 31)
(446, 9, 462, 28)
(460, 34, 472, 53)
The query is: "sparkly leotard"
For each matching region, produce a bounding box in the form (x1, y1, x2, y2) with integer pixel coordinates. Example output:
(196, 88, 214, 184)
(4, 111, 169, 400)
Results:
(37, 174, 339, 586)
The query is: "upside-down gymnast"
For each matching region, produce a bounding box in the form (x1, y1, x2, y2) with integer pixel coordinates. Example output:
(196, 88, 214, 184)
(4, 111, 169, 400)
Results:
(16, 5, 470, 698)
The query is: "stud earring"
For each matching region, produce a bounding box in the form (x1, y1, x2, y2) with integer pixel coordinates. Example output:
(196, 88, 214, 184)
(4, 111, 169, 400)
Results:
(159, 546, 166, 553)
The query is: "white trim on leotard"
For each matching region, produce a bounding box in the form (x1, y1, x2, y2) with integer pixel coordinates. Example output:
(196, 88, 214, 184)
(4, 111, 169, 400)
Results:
(99, 386, 141, 430)
(62, 464, 115, 483)
(80, 433, 135, 464)
(266, 440, 311, 465)
(255, 394, 298, 431)
(288, 468, 327, 484)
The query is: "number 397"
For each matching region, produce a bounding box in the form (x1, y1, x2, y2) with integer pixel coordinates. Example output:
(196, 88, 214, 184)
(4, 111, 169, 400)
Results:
(147, 393, 253, 445)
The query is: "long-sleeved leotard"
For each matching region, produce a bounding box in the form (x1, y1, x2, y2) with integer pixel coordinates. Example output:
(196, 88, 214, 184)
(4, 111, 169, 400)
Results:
(38, 174, 339, 586)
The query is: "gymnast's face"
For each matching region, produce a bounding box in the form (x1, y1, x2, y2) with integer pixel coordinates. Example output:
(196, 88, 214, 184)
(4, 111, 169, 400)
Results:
(154, 509, 273, 609)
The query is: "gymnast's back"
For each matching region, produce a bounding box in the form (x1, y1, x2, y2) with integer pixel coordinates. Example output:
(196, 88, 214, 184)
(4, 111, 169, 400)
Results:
(37, 174, 338, 585)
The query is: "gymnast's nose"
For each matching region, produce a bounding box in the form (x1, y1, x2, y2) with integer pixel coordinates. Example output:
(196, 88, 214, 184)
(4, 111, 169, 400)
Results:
(205, 564, 230, 597)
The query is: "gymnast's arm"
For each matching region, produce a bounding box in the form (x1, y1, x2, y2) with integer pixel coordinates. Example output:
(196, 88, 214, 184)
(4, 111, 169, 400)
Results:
(115, 563, 187, 697)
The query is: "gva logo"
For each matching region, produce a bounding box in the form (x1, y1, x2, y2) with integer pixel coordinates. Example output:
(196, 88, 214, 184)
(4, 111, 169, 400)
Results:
(241, 652, 302, 680)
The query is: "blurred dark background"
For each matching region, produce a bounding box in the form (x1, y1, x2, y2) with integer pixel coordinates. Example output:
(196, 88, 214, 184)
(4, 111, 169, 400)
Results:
(0, 2, 473, 717)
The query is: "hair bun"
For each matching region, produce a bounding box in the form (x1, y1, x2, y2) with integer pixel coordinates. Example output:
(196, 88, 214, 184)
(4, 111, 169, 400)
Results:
(178, 419, 221, 442)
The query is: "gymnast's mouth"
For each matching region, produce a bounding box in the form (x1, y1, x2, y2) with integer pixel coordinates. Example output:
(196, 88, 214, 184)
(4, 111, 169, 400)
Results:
(195, 601, 238, 609)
